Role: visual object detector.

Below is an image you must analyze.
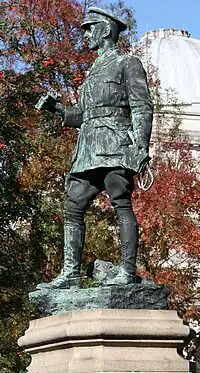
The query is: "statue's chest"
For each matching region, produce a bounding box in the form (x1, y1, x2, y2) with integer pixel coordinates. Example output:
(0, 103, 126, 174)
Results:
(80, 60, 124, 108)
(88, 57, 123, 84)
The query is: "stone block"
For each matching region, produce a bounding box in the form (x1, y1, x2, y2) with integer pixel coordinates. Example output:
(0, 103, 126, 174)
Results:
(18, 309, 190, 373)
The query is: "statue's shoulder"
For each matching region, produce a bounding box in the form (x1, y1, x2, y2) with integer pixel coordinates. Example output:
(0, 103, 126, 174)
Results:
(120, 53, 143, 66)
(108, 50, 144, 74)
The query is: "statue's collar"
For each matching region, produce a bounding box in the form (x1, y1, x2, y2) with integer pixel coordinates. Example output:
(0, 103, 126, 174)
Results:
(88, 47, 119, 77)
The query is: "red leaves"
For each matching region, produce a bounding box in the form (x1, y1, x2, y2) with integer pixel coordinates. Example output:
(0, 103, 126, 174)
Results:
(0, 71, 5, 81)
(0, 143, 5, 150)
(44, 59, 54, 67)
(61, 126, 68, 132)
(148, 77, 160, 88)
(53, 215, 59, 222)
(133, 136, 200, 308)
(138, 133, 200, 313)
(58, 125, 69, 136)
(73, 76, 82, 82)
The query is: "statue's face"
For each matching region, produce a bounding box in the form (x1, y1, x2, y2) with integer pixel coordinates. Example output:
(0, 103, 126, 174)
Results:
(84, 22, 105, 51)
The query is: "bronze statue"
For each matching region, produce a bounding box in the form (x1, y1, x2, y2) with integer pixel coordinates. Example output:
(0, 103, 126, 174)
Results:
(35, 7, 153, 289)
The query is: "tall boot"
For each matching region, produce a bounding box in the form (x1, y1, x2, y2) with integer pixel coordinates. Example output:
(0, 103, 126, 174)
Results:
(36, 222, 85, 289)
(105, 214, 138, 286)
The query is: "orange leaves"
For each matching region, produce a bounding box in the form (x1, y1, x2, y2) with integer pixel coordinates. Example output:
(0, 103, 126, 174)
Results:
(18, 156, 52, 191)
(17, 129, 76, 192)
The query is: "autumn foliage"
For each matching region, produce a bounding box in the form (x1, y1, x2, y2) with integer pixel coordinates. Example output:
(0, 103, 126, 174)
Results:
(134, 135, 200, 307)
(0, 1, 88, 372)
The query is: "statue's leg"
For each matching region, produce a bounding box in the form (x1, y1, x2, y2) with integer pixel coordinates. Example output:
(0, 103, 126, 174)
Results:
(104, 168, 138, 285)
(36, 171, 100, 289)
(61, 221, 85, 288)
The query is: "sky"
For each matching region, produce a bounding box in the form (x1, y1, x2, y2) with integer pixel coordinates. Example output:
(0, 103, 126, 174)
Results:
(127, 0, 200, 40)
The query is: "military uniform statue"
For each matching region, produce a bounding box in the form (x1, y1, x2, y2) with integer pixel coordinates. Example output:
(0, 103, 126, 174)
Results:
(35, 7, 153, 289)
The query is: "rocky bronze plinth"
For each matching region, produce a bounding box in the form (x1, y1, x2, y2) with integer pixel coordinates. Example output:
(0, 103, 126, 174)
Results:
(18, 309, 190, 373)
(29, 277, 169, 316)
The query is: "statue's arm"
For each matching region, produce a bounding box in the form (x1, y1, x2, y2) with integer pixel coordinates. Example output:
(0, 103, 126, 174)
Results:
(60, 104, 83, 128)
(124, 56, 154, 152)
(35, 94, 83, 128)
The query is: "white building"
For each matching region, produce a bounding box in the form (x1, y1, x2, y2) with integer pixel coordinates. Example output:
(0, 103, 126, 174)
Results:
(137, 28, 200, 152)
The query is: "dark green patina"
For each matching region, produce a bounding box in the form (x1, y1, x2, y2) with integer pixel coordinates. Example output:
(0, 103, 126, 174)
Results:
(37, 8, 153, 175)
(65, 48, 153, 174)
(34, 7, 154, 293)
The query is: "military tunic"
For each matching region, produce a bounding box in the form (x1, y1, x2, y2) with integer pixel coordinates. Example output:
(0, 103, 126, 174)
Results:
(63, 47, 153, 174)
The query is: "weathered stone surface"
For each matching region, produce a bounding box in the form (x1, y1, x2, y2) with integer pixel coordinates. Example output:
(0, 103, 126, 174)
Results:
(90, 259, 120, 283)
(29, 274, 169, 316)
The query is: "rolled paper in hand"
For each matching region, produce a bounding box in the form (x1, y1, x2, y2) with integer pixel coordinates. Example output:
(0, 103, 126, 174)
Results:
(35, 93, 58, 112)
(35, 94, 50, 111)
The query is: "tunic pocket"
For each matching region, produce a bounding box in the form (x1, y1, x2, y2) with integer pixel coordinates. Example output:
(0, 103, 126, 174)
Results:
(95, 122, 131, 156)
(103, 76, 122, 107)
(88, 74, 122, 107)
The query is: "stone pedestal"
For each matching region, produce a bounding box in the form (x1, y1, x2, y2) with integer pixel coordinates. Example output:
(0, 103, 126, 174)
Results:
(18, 309, 190, 373)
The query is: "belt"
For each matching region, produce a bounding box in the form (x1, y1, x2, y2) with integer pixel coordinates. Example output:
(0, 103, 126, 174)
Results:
(82, 107, 130, 122)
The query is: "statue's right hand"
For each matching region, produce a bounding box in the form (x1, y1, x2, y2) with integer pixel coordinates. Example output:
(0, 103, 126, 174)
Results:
(35, 94, 57, 113)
